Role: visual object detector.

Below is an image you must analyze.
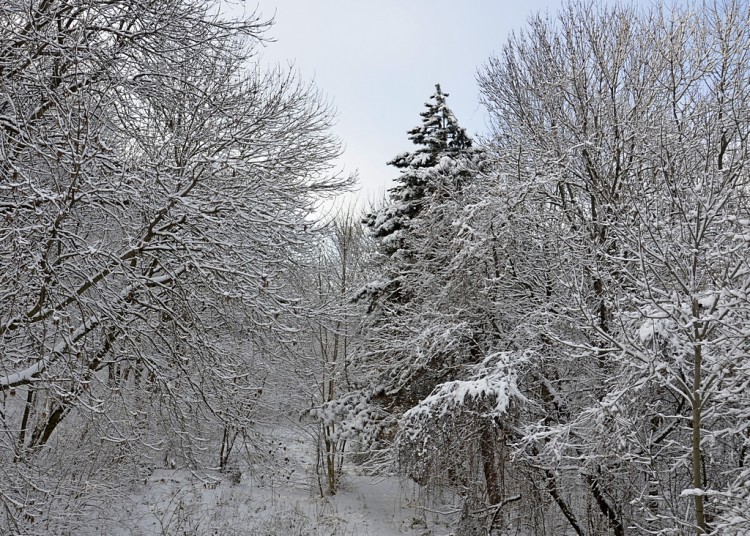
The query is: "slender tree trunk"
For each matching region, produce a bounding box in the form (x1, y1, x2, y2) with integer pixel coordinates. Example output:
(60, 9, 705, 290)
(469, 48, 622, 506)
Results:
(547, 469, 584, 536)
(691, 301, 707, 534)
(323, 423, 337, 495)
(587, 471, 624, 536)
(219, 426, 230, 471)
(15, 389, 34, 461)
(480, 418, 502, 507)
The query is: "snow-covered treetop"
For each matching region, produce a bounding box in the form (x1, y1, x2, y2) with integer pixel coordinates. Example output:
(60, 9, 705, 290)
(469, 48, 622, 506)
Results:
(364, 84, 476, 255)
(389, 84, 473, 170)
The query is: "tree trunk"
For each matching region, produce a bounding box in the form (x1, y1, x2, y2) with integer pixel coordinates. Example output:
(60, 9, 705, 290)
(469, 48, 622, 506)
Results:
(691, 303, 707, 534)
(480, 418, 502, 507)
(587, 471, 624, 536)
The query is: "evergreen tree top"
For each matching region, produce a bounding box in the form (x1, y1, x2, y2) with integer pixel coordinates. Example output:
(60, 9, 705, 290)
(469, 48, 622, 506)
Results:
(364, 84, 476, 256)
(389, 84, 473, 170)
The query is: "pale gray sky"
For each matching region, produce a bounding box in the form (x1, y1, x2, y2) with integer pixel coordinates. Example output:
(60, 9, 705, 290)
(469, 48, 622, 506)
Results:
(244, 1, 565, 206)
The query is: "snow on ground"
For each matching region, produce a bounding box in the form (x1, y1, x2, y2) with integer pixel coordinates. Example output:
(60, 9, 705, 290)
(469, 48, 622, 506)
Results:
(107, 427, 453, 535)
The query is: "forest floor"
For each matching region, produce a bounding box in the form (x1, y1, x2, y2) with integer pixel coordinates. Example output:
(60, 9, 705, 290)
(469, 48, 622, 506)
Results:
(110, 427, 454, 535)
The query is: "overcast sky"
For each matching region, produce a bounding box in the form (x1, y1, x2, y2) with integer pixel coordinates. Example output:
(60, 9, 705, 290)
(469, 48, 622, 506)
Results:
(243, 1, 565, 207)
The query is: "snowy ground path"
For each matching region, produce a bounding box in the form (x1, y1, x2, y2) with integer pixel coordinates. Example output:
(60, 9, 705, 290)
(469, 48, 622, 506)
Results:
(110, 426, 451, 535)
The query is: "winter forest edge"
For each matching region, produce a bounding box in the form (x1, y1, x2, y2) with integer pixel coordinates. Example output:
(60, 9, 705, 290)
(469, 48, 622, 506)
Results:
(1, 1, 750, 535)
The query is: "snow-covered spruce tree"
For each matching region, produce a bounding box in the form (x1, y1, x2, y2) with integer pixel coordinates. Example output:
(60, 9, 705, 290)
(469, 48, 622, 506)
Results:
(364, 83, 474, 257)
(348, 87, 531, 532)
(312, 90, 481, 480)
(0, 0, 348, 533)
(358, 85, 483, 410)
(478, 1, 750, 534)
